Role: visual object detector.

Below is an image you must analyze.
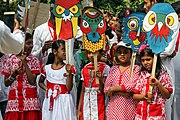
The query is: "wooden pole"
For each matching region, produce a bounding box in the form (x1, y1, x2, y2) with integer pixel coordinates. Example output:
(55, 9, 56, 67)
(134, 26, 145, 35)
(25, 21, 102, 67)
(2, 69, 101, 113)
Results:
(147, 54, 157, 102)
(94, 52, 99, 84)
(65, 41, 69, 75)
(130, 52, 136, 77)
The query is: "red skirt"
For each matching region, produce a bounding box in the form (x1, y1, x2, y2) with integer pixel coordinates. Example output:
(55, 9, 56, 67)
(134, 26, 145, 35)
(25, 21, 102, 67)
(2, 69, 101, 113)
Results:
(4, 110, 42, 120)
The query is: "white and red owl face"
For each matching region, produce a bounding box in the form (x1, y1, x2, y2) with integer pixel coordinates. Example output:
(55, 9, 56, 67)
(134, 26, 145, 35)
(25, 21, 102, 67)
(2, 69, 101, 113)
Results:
(143, 3, 179, 54)
(80, 7, 107, 53)
(52, 0, 81, 40)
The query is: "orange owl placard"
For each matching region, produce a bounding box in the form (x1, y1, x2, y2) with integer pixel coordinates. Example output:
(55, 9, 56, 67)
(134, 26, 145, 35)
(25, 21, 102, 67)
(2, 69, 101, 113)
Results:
(80, 7, 107, 53)
(52, 0, 82, 40)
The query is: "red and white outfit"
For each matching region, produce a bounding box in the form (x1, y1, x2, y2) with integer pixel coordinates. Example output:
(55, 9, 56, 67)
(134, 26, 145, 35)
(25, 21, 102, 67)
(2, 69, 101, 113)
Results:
(133, 69, 173, 120)
(1, 54, 42, 120)
(104, 65, 140, 120)
(80, 62, 110, 120)
(41, 64, 76, 120)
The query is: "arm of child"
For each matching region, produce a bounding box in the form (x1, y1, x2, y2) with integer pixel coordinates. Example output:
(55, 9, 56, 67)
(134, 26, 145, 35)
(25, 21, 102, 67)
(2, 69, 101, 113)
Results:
(38, 75, 47, 91)
(65, 64, 73, 92)
(77, 82, 85, 120)
(150, 77, 171, 99)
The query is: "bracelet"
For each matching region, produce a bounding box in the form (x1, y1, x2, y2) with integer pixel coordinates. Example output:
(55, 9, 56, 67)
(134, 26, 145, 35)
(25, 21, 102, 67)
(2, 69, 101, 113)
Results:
(8, 76, 16, 82)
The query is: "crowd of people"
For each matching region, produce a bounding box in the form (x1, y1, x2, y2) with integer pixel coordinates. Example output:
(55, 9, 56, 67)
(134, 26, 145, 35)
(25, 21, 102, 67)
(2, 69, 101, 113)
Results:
(0, 0, 179, 120)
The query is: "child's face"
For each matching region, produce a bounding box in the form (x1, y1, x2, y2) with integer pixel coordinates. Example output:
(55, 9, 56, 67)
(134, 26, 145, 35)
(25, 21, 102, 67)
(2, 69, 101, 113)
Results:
(56, 44, 66, 60)
(116, 47, 131, 64)
(141, 55, 153, 71)
(87, 51, 95, 62)
(24, 38, 33, 55)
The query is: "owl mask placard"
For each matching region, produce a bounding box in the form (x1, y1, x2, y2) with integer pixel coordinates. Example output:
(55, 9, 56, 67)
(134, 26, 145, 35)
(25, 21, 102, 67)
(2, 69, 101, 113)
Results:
(52, 0, 81, 40)
(122, 12, 147, 52)
(80, 7, 107, 53)
(143, 3, 179, 54)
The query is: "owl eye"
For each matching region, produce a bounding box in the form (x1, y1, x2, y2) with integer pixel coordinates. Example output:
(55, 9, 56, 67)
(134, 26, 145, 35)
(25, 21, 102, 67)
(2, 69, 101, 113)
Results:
(82, 20, 89, 28)
(56, 6, 65, 15)
(127, 19, 138, 30)
(148, 13, 156, 25)
(69, 5, 79, 14)
(166, 16, 174, 26)
(98, 20, 104, 28)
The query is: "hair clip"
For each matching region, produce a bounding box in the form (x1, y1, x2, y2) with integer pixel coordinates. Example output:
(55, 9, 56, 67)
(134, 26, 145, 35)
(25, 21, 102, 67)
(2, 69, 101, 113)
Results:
(139, 44, 148, 54)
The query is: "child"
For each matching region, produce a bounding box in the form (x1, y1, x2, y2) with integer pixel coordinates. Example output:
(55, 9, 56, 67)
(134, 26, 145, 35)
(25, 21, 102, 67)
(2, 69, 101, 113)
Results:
(104, 41, 140, 120)
(77, 49, 110, 120)
(133, 45, 173, 120)
(2, 33, 42, 120)
(38, 40, 76, 120)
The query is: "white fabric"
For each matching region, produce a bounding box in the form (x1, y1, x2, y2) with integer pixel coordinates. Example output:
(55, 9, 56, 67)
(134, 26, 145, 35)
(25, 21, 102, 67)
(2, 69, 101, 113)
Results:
(174, 44, 180, 120)
(0, 54, 10, 102)
(83, 88, 99, 120)
(0, 20, 24, 54)
(42, 64, 76, 120)
(160, 25, 179, 120)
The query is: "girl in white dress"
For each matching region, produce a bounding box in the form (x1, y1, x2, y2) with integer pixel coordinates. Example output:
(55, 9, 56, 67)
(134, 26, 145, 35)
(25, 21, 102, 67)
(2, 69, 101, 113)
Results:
(39, 40, 76, 120)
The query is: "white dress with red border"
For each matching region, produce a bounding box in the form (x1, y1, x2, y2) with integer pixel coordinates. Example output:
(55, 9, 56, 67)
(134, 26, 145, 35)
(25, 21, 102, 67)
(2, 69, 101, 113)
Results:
(104, 65, 140, 120)
(134, 69, 173, 120)
(41, 64, 76, 120)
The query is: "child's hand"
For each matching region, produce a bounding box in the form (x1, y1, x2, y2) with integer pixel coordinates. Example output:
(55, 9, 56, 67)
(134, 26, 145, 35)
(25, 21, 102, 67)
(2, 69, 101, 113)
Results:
(65, 64, 72, 74)
(150, 77, 160, 86)
(96, 71, 102, 78)
(106, 87, 114, 96)
(144, 92, 153, 102)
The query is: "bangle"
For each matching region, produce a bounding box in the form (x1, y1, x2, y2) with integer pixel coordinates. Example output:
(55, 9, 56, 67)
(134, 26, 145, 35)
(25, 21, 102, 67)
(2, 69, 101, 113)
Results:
(8, 76, 16, 82)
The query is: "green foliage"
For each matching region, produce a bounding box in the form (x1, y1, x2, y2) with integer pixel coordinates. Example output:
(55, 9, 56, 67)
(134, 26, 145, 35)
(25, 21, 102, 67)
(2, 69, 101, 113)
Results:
(92, 0, 144, 16)
(0, 0, 23, 20)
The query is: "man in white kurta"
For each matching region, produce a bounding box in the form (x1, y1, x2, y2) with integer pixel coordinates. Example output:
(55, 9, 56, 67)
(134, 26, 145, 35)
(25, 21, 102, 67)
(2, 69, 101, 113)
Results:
(0, 20, 24, 54)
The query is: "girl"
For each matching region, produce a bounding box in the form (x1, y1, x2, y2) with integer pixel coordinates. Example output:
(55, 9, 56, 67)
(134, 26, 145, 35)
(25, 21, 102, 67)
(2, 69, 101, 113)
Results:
(104, 41, 140, 120)
(2, 33, 42, 120)
(38, 40, 76, 120)
(133, 45, 173, 120)
(77, 49, 110, 120)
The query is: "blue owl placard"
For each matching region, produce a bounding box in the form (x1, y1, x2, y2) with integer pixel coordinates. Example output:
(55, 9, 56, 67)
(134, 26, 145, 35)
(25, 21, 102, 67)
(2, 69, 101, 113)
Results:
(143, 3, 179, 54)
(122, 12, 147, 52)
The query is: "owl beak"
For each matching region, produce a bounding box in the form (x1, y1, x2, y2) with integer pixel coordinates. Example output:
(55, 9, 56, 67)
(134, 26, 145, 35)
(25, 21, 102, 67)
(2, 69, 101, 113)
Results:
(158, 22, 163, 32)
(136, 27, 140, 37)
(55, 17, 62, 37)
(71, 17, 78, 37)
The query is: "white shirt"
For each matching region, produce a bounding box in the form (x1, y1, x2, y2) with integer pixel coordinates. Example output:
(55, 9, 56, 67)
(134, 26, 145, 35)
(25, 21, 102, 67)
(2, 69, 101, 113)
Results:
(0, 20, 24, 54)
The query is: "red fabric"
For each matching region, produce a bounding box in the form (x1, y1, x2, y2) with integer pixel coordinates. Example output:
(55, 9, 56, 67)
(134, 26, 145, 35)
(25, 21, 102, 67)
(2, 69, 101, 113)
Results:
(4, 111, 42, 120)
(175, 32, 180, 52)
(48, 21, 57, 41)
(134, 70, 172, 119)
(2, 55, 41, 112)
(80, 62, 107, 120)
(46, 80, 69, 110)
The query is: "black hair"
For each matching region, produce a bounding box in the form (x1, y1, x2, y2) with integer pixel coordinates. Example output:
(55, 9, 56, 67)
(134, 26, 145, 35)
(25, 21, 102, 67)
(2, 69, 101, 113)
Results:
(136, 2, 146, 13)
(46, 40, 65, 65)
(139, 47, 162, 78)
(105, 23, 114, 39)
(25, 32, 32, 41)
(171, 1, 180, 14)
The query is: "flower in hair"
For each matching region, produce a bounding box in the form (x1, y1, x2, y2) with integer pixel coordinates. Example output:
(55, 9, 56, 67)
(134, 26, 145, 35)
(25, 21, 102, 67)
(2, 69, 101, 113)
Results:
(139, 44, 148, 54)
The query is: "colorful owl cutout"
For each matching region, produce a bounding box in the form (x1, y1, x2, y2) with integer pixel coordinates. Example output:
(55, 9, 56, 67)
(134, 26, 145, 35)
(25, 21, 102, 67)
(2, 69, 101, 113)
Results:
(143, 3, 179, 54)
(80, 7, 107, 53)
(52, 0, 81, 40)
(122, 12, 147, 52)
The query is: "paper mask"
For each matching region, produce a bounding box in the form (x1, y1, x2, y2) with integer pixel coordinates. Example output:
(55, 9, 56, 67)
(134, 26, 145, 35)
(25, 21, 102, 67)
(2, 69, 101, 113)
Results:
(80, 7, 107, 53)
(52, 0, 81, 40)
(143, 3, 179, 54)
(122, 12, 147, 52)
